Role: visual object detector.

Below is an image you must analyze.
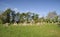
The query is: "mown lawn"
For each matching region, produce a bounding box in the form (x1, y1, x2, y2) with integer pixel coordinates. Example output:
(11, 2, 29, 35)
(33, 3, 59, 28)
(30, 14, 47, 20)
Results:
(0, 23, 60, 37)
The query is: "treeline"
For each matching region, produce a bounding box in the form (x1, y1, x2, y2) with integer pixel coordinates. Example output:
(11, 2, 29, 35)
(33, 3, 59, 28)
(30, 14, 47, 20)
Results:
(0, 8, 60, 24)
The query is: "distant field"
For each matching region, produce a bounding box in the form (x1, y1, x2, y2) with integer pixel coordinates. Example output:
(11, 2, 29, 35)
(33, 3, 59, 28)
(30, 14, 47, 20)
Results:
(0, 23, 60, 37)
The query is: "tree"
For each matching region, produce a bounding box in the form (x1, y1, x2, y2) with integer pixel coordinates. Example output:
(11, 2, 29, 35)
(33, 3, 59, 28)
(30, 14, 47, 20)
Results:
(19, 13, 26, 23)
(47, 11, 58, 23)
(26, 12, 32, 23)
(47, 11, 57, 19)
(1, 8, 16, 24)
(32, 13, 39, 23)
(2, 8, 12, 23)
(11, 11, 16, 23)
(15, 12, 20, 23)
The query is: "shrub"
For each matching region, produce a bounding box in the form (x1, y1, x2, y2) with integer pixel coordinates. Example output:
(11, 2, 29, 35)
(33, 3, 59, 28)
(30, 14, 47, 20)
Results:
(57, 22, 60, 26)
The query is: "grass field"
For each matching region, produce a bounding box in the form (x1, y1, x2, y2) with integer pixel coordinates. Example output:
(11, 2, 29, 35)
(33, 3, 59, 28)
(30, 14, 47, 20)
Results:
(0, 23, 60, 37)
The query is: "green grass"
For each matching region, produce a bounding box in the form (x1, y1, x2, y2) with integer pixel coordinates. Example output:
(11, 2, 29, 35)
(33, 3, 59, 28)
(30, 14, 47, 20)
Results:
(0, 23, 60, 37)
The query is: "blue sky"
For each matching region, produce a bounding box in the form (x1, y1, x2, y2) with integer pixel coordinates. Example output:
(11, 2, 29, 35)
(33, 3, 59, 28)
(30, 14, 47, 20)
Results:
(0, 0, 60, 17)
